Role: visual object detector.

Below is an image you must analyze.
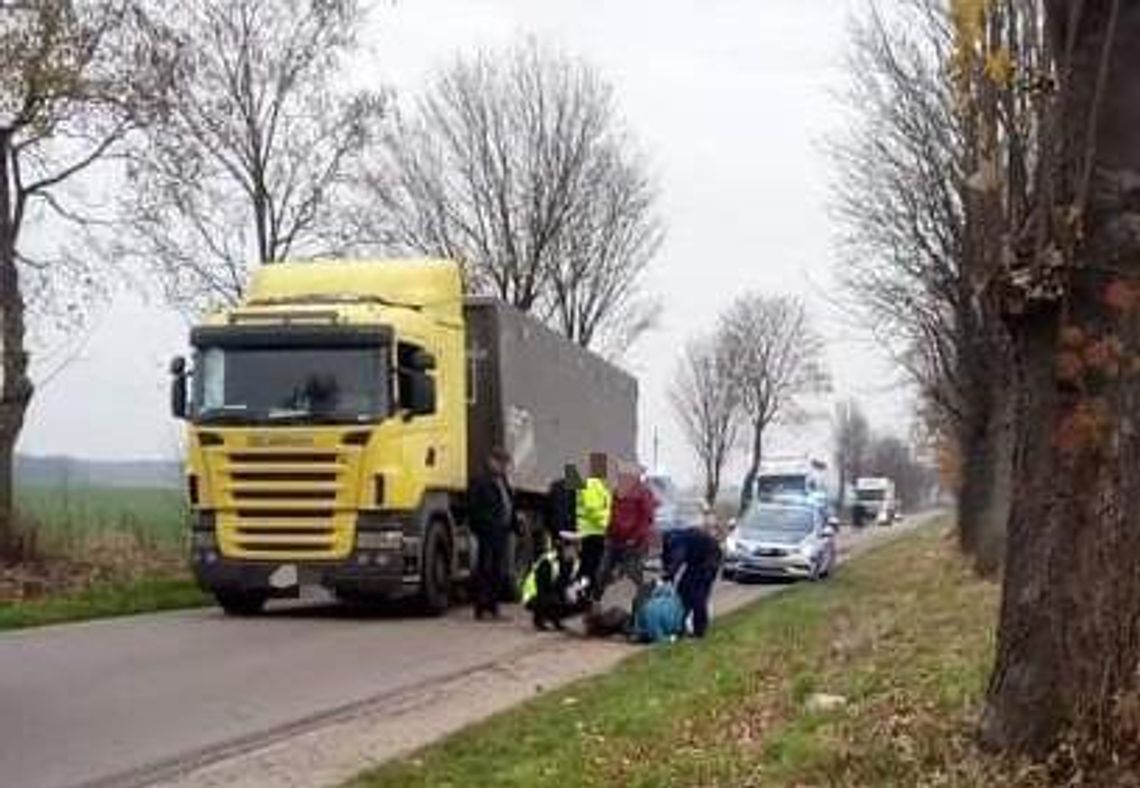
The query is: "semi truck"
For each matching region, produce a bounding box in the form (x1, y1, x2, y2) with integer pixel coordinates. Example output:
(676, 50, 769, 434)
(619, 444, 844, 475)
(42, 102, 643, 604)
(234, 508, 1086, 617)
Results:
(853, 477, 898, 526)
(170, 259, 638, 615)
(753, 456, 832, 519)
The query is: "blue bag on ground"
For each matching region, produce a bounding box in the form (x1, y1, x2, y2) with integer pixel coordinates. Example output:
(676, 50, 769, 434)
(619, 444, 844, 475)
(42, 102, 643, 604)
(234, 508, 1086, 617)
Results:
(631, 581, 685, 643)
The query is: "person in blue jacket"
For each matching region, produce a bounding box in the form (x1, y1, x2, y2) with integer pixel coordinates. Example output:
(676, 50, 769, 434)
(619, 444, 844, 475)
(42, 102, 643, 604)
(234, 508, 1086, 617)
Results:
(662, 513, 723, 639)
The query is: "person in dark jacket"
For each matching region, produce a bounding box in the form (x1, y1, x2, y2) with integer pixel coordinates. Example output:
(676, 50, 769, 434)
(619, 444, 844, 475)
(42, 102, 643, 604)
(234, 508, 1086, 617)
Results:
(545, 464, 581, 541)
(662, 515, 723, 638)
(469, 447, 516, 620)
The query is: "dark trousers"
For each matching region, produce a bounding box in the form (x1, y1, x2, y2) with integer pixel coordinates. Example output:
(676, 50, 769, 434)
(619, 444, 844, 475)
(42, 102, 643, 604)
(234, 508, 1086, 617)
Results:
(596, 542, 647, 601)
(577, 535, 606, 596)
(472, 531, 509, 616)
(677, 566, 718, 638)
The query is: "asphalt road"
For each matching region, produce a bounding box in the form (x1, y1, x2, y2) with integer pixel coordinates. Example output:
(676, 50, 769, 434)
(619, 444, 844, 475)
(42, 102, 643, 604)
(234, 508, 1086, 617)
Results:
(0, 518, 931, 788)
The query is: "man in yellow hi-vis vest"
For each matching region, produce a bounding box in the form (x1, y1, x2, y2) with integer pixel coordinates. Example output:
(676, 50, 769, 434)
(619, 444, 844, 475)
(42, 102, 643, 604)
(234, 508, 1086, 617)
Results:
(576, 452, 612, 597)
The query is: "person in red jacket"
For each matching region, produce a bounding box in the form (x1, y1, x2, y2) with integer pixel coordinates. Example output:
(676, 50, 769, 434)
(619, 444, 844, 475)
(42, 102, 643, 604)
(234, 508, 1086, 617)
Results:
(595, 463, 657, 599)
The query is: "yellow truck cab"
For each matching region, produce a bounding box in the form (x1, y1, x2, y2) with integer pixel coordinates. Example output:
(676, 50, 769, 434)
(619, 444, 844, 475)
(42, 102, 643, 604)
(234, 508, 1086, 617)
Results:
(171, 259, 637, 615)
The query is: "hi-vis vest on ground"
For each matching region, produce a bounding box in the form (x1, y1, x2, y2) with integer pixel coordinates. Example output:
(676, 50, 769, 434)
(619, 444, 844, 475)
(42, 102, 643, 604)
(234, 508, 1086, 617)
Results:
(576, 478, 612, 537)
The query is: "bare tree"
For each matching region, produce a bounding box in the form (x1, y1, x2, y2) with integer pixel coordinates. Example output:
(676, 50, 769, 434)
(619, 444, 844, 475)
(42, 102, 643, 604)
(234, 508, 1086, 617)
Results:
(982, 0, 1140, 766)
(670, 335, 739, 506)
(122, 0, 384, 311)
(832, 398, 870, 514)
(832, 0, 1025, 575)
(357, 38, 662, 351)
(719, 294, 826, 513)
(0, 0, 169, 557)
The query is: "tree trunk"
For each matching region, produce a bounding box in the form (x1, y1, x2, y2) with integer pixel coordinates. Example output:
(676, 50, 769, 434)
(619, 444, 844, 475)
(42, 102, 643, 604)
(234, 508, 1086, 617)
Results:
(984, 2, 1140, 759)
(956, 359, 1014, 577)
(836, 462, 847, 520)
(0, 129, 32, 561)
(705, 459, 721, 509)
(739, 421, 763, 514)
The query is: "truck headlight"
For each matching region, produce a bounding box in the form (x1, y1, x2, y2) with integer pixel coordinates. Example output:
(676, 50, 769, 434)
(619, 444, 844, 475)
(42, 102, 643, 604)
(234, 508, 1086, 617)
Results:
(356, 530, 403, 551)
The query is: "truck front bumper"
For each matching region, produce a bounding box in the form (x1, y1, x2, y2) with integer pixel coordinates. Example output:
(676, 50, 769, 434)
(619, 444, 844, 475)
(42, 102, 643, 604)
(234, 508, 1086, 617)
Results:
(190, 549, 418, 599)
(189, 510, 424, 599)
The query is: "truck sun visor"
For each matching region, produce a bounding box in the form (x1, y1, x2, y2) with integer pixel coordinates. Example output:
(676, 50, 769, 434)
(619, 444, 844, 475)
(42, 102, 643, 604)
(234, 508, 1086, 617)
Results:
(190, 324, 392, 349)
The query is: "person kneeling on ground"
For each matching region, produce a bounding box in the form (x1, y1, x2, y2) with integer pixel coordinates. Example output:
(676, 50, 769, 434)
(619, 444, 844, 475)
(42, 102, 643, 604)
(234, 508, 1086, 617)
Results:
(629, 578, 686, 644)
(520, 533, 582, 631)
(663, 511, 723, 639)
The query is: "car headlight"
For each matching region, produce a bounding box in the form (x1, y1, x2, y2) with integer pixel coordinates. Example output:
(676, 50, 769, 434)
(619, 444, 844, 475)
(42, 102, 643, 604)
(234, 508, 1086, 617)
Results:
(798, 541, 817, 559)
(725, 533, 740, 556)
(356, 530, 404, 551)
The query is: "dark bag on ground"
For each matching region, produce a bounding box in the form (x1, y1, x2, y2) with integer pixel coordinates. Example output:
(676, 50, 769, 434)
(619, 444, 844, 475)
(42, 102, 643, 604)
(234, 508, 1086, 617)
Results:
(583, 605, 632, 637)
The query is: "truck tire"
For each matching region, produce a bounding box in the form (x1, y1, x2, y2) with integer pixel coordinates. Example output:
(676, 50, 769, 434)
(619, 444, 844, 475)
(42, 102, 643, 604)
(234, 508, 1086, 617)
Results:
(418, 523, 452, 616)
(215, 591, 267, 616)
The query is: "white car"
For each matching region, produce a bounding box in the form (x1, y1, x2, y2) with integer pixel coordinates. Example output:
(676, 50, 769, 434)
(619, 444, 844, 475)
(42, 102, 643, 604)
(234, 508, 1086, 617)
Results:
(723, 502, 837, 582)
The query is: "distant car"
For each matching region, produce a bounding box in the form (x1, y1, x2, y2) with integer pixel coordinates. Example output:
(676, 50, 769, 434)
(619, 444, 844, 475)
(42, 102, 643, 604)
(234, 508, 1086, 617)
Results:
(722, 502, 836, 582)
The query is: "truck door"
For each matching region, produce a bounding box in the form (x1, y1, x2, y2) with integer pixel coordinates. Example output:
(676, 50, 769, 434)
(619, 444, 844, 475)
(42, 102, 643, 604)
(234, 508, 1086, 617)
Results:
(396, 338, 445, 499)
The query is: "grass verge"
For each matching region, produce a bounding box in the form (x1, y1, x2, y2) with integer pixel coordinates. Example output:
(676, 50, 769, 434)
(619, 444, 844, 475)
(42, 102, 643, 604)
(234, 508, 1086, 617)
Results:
(0, 577, 208, 632)
(350, 522, 1037, 787)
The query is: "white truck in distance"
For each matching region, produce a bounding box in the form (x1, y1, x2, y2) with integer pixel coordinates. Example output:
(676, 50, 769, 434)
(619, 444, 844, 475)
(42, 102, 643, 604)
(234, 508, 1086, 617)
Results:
(853, 477, 898, 526)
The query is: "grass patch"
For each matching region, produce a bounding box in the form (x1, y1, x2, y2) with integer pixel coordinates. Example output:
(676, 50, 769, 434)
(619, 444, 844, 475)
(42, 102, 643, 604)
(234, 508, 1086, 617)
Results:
(0, 484, 202, 629)
(0, 577, 208, 631)
(351, 522, 1037, 787)
(17, 484, 186, 558)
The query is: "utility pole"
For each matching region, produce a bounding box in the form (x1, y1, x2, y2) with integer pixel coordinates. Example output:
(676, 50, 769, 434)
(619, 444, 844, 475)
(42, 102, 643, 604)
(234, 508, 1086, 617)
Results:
(652, 428, 659, 473)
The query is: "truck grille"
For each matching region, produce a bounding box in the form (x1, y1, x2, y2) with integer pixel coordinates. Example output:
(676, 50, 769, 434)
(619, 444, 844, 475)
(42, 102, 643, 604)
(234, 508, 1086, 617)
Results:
(215, 450, 355, 560)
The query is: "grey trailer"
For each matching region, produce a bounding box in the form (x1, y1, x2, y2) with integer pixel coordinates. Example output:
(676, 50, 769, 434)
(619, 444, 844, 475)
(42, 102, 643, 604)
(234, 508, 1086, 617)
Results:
(464, 298, 638, 496)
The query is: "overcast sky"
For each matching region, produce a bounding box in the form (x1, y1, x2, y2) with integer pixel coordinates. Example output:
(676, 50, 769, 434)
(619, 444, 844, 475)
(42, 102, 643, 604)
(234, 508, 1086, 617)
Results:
(18, 0, 913, 486)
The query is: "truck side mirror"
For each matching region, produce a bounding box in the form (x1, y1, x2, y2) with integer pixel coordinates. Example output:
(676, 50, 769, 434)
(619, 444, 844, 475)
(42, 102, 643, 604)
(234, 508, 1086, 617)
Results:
(404, 371, 436, 418)
(410, 349, 436, 371)
(170, 355, 188, 420)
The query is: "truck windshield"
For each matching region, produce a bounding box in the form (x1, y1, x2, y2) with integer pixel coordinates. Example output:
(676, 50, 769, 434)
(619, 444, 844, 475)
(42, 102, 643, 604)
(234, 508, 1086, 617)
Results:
(857, 489, 886, 502)
(756, 474, 807, 501)
(193, 346, 389, 424)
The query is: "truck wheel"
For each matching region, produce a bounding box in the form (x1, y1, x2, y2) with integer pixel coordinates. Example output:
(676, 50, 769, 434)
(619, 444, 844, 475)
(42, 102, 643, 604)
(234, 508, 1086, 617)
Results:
(215, 591, 267, 616)
(419, 524, 452, 616)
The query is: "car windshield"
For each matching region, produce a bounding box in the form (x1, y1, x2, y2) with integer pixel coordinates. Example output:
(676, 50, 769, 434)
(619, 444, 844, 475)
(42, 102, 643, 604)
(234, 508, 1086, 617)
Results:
(737, 506, 814, 538)
(194, 345, 389, 425)
(756, 474, 807, 501)
(857, 489, 886, 501)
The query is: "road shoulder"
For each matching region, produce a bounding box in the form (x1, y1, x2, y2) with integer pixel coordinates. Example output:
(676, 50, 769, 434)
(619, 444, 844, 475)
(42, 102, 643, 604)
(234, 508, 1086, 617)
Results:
(158, 515, 939, 788)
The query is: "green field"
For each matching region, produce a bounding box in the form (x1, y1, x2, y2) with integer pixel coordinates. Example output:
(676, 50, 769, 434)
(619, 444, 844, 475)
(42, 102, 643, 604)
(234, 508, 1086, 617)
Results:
(0, 484, 203, 630)
(16, 484, 187, 559)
